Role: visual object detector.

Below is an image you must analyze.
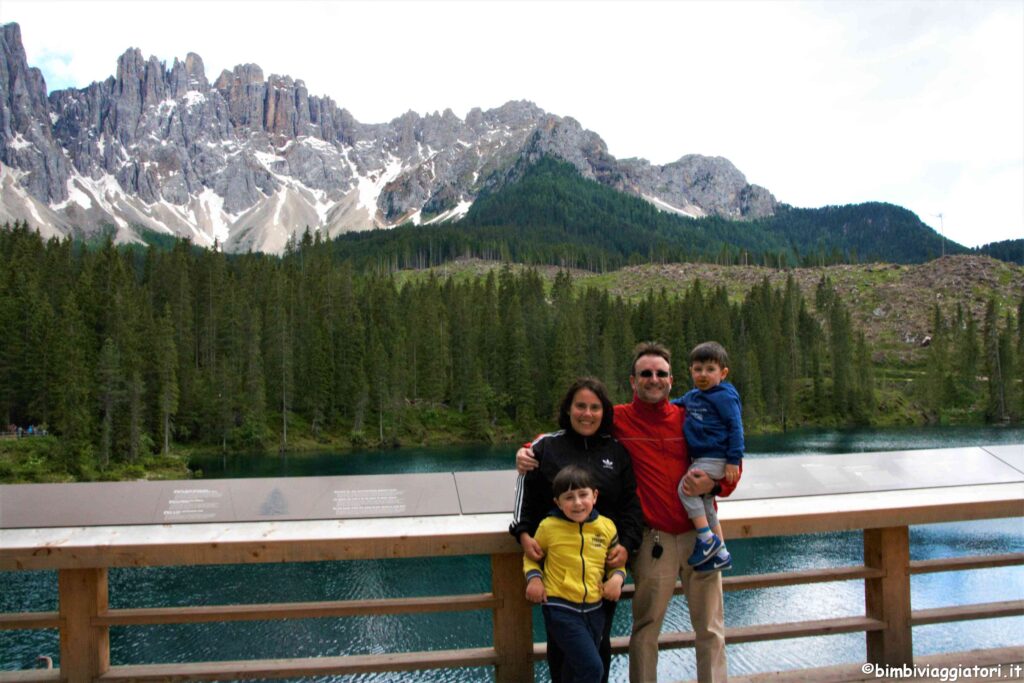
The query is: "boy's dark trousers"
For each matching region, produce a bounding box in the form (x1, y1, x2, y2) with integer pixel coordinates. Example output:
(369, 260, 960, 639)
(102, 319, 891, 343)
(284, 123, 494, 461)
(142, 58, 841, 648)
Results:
(542, 602, 607, 683)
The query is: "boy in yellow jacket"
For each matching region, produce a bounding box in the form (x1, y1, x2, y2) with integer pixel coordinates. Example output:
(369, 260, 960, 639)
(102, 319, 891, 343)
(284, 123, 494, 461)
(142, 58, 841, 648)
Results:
(524, 465, 626, 682)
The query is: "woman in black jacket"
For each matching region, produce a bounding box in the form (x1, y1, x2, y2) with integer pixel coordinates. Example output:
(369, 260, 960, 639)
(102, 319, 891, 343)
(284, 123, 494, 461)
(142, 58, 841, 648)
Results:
(510, 377, 644, 683)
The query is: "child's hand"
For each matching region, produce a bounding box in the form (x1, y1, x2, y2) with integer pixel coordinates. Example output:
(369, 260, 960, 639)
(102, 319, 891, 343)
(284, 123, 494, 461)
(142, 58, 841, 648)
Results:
(519, 534, 544, 561)
(725, 464, 739, 484)
(602, 574, 624, 602)
(525, 577, 547, 603)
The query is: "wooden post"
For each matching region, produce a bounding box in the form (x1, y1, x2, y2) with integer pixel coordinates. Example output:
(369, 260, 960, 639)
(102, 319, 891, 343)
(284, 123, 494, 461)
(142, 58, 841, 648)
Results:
(864, 526, 912, 666)
(490, 552, 534, 683)
(58, 568, 110, 682)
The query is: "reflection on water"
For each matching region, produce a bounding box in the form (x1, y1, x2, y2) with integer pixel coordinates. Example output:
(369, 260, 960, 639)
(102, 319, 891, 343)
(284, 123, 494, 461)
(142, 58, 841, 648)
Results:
(2, 426, 1022, 679)
(745, 425, 1024, 459)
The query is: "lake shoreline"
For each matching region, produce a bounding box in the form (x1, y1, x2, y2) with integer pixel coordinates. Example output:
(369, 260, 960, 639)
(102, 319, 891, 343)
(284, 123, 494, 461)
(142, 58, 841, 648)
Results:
(4, 420, 1021, 484)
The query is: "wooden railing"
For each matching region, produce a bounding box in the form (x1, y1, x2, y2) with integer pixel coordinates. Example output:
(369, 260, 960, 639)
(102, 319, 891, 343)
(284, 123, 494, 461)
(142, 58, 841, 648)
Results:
(1, 448, 1022, 681)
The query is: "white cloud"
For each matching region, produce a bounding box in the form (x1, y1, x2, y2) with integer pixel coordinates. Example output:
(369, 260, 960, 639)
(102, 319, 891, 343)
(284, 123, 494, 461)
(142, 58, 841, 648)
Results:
(2, 0, 1021, 247)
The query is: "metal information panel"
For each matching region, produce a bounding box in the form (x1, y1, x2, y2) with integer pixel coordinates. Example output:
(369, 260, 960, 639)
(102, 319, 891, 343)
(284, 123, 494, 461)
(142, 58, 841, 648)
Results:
(982, 443, 1024, 475)
(454, 470, 520, 514)
(1, 446, 1020, 529)
(0, 473, 461, 529)
(730, 446, 1024, 501)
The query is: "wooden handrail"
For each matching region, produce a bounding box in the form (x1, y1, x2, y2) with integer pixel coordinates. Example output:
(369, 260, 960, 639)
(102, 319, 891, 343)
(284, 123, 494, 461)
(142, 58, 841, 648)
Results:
(93, 593, 498, 626)
(910, 599, 1024, 626)
(910, 552, 1024, 574)
(0, 612, 60, 630)
(615, 565, 887, 602)
(95, 648, 499, 681)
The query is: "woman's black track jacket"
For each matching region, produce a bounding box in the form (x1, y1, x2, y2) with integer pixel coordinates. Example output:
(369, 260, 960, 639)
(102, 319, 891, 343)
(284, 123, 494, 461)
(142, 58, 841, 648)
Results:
(509, 429, 644, 559)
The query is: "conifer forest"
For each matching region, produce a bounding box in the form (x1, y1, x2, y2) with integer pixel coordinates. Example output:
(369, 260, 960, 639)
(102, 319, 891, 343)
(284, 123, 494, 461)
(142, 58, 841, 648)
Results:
(0, 223, 1020, 481)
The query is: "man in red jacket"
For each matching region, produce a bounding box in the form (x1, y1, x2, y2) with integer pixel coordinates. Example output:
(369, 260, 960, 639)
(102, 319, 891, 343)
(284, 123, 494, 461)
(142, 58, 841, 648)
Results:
(518, 342, 737, 682)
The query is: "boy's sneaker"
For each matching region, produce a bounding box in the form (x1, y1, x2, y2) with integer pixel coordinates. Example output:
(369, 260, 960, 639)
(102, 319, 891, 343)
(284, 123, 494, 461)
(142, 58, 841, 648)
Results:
(697, 547, 733, 572)
(687, 534, 723, 566)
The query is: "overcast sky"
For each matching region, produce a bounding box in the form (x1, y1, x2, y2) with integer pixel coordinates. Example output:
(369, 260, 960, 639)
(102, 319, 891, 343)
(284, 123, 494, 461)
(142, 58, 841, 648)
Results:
(3, 0, 1022, 248)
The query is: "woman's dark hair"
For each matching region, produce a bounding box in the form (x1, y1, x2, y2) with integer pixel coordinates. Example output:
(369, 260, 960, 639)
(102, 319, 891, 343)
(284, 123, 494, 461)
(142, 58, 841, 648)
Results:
(557, 377, 615, 435)
(551, 464, 595, 497)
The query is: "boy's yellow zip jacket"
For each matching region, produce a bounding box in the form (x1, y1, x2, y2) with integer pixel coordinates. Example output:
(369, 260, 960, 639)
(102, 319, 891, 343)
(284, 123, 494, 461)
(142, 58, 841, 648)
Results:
(524, 508, 625, 610)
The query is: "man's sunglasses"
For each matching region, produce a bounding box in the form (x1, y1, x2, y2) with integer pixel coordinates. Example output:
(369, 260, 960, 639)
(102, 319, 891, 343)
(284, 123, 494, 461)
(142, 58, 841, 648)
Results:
(637, 370, 670, 378)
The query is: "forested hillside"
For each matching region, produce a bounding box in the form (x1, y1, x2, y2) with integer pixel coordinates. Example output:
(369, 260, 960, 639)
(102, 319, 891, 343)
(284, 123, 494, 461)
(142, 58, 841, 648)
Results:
(1, 223, 1020, 483)
(329, 157, 977, 271)
(973, 238, 1024, 265)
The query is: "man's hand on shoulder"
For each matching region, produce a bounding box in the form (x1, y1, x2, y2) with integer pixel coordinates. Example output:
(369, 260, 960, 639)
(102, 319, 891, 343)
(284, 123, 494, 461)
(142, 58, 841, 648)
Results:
(515, 446, 538, 475)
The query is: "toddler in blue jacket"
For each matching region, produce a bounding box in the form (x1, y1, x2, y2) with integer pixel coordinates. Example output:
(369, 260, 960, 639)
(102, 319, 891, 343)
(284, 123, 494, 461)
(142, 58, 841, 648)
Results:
(672, 341, 743, 571)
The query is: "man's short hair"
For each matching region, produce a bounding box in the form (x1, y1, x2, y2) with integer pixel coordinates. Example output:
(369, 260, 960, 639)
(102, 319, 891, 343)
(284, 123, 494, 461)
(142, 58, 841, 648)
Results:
(551, 464, 595, 497)
(630, 341, 672, 376)
(689, 341, 730, 368)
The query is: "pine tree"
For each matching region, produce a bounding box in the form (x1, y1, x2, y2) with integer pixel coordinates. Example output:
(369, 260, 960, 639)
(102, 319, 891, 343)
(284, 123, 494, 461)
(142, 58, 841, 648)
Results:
(999, 312, 1019, 421)
(548, 285, 585, 408)
(331, 263, 367, 428)
(827, 295, 854, 417)
(738, 344, 765, 428)
(366, 331, 390, 444)
(25, 297, 58, 430)
(777, 277, 801, 429)
(953, 305, 980, 408)
(851, 332, 875, 423)
(411, 281, 448, 403)
(96, 338, 124, 471)
(446, 281, 475, 414)
(53, 291, 93, 473)
(924, 304, 951, 419)
(478, 272, 503, 392)
(240, 303, 267, 447)
(266, 270, 294, 449)
(155, 307, 179, 456)
(465, 359, 493, 440)
(1018, 300, 1024, 418)
(504, 292, 534, 426)
(126, 368, 146, 462)
(983, 298, 1007, 422)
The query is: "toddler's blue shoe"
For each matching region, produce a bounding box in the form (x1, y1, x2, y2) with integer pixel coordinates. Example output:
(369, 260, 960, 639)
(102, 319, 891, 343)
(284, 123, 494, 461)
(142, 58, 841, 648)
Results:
(697, 547, 733, 572)
(687, 534, 723, 566)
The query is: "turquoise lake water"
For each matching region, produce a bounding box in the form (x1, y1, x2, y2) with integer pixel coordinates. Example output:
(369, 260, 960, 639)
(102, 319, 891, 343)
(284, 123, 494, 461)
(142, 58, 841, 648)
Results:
(2, 425, 1022, 680)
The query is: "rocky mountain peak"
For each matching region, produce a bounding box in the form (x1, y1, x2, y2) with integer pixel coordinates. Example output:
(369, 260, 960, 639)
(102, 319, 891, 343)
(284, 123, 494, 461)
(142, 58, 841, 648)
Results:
(170, 53, 209, 96)
(0, 22, 777, 253)
(1, 22, 69, 205)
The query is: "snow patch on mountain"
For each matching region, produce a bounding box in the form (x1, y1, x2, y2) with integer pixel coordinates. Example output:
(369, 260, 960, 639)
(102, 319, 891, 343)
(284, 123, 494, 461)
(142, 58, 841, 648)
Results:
(198, 188, 229, 243)
(642, 193, 705, 219)
(52, 179, 93, 211)
(357, 156, 405, 217)
(424, 199, 473, 225)
(9, 134, 33, 151)
(183, 91, 205, 107)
